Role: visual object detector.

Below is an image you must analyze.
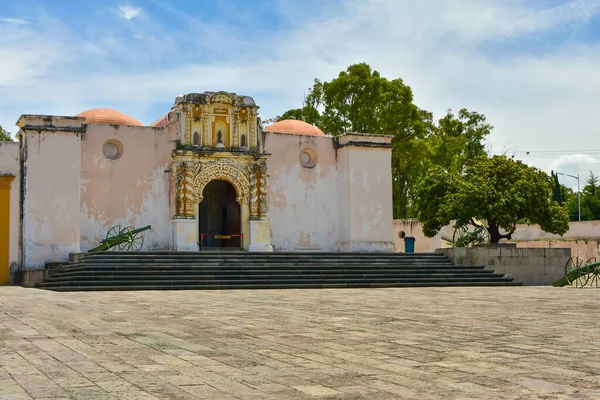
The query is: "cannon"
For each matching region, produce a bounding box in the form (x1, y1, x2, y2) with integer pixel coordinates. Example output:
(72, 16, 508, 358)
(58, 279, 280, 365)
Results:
(553, 257, 600, 288)
(87, 225, 152, 253)
(452, 224, 490, 248)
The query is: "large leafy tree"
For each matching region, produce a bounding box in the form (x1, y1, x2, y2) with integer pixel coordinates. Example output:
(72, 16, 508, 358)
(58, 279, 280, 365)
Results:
(414, 155, 569, 243)
(275, 63, 492, 218)
(430, 109, 492, 173)
(0, 125, 12, 141)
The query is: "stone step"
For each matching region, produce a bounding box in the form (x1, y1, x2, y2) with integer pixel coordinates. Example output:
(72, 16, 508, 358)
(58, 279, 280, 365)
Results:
(37, 251, 520, 291)
(50, 267, 492, 276)
(39, 281, 523, 291)
(38, 275, 516, 287)
(44, 272, 504, 283)
(55, 266, 480, 276)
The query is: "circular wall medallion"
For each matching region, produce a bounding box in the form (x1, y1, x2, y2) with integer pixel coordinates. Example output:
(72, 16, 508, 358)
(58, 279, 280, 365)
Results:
(299, 148, 317, 168)
(103, 139, 123, 160)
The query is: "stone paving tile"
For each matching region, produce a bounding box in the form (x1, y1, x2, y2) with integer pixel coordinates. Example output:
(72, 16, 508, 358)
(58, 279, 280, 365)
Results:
(1, 286, 600, 399)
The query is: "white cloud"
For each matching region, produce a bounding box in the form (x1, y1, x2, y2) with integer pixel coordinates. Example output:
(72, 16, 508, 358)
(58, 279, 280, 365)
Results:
(0, 18, 28, 25)
(1, 0, 600, 178)
(118, 5, 142, 20)
(550, 154, 600, 189)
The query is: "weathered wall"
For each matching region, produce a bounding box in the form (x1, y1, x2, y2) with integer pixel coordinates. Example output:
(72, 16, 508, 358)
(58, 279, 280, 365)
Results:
(511, 221, 600, 241)
(0, 141, 20, 277)
(19, 117, 84, 268)
(265, 132, 340, 251)
(515, 240, 600, 262)
(80, 124, 173, 251)
(396, 220, 600, 253)
(338, 135, 394, 252)
(394, 219, 442, 252)
(438, 247, 571, 286)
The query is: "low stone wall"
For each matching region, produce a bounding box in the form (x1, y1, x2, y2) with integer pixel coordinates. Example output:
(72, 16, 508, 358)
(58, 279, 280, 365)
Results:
(437, 247, 571, 286)
(515, 240, 599, 261)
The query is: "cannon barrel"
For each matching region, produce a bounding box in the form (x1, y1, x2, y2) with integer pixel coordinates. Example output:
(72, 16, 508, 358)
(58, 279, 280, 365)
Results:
(88, 225, 152, 253)
(553, 262, 600, 287)
(100, 225, 152, 244)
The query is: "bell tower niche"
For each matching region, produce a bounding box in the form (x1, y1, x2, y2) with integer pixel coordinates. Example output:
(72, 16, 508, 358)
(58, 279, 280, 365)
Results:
(174, 91, 260, 152)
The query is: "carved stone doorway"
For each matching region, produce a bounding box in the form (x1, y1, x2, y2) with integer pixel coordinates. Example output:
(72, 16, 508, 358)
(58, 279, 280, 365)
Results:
(198, 180, 242, 249)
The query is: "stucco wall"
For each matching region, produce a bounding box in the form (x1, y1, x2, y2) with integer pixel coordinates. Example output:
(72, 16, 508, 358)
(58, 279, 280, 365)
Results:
(21, 129, 82, 268)
(265, 132, 340, 251)
(438, 247, 571, 286)
(80, 124, 173, 251)
(515, 240, 600, 262)
(394, 219, 442, 252)
(511, 221, 600, 241)
(0, 141, 21, 272)
(338, 139, 394, 251)
(396, 220, 600, 253)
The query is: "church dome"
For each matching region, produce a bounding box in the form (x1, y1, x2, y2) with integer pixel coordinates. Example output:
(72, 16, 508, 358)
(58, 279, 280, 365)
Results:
(265, 119, 325, 137)
(76, 108, 143, 126)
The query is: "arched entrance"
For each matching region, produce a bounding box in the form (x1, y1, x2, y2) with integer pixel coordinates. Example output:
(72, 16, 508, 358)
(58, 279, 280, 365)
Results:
(198, 180, 242, 249)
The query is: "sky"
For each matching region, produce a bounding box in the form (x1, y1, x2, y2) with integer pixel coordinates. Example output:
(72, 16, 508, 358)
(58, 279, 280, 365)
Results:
(1, 0, 600, 188)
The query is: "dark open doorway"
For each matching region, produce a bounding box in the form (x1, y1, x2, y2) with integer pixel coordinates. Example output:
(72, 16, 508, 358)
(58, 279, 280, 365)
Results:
(199, 180, 242, 249)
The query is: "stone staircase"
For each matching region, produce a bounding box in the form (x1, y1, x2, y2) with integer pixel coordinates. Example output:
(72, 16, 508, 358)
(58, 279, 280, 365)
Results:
(36, 252, 521, 291)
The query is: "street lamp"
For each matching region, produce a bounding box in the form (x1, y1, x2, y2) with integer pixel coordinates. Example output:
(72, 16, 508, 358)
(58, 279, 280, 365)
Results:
(556, 172, 580, 222)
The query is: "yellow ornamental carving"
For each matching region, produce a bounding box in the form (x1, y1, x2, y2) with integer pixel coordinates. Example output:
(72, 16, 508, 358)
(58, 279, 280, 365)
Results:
(192, 159, 250, 205)
(258, 163, 268, 218)
(249, 165, 259, 219)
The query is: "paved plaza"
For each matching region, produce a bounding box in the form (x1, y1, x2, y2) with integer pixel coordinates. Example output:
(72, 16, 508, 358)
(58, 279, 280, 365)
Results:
(1, 286, 599, 399)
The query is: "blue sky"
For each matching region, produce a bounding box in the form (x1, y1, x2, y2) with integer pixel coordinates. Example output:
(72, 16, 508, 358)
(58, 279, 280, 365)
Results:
(2, 0, 600, 184)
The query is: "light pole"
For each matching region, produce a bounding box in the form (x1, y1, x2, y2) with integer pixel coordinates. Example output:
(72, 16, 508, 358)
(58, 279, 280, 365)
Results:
(556, 172, 580, 222)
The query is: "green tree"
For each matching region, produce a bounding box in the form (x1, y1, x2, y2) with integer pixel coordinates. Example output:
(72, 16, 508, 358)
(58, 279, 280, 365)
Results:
(430, 109, 492, 173)
(578, 171, 600, 220)
(550, 171, 566, 204)
(275, 63, 492, 219)
(414, 155, 569, 243)
(0, 125, 12, 141)
(275, 63, 435, 218)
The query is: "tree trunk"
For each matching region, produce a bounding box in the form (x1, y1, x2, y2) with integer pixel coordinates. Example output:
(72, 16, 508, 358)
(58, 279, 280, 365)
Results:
(488, 225, 501, 244)
(487, 223, 513, 244)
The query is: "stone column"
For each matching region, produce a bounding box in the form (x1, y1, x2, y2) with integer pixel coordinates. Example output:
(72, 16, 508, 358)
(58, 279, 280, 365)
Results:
(172, 162, 199, 251)
(173, 219, 199, 251)
(248, 220, 273, 252)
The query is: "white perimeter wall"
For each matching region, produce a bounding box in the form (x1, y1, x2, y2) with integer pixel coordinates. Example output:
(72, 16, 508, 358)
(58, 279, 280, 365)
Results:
(21, 130, 82, 268)
(338, 143, 394, 251)
(80, 124, 173, 251)
(265, 133, 340, 251)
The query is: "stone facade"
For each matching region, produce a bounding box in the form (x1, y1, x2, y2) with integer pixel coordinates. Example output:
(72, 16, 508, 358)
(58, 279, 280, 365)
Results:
(0, 91, 395, 283)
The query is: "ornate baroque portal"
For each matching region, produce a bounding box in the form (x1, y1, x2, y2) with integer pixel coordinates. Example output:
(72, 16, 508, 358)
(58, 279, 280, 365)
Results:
(169, 90, 272, 251)
(171, 155, 268, 220)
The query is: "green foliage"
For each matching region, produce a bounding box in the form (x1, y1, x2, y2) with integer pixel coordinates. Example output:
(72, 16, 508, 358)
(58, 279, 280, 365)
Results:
(565, 171, 600, 221)
(430, 109, 492, 173)
(0, 125, 12, 141)
(550, 171, 567, 204)
(277, 63, 494, 218)
(414, 156, 569, 243)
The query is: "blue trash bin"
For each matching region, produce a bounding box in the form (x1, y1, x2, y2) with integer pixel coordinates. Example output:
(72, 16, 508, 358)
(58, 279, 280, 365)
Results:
(404, 236, 415, 253)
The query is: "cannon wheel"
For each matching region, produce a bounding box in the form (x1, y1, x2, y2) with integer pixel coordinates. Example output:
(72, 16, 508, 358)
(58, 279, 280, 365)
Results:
(473, 227, 490, 247)
(117, 227, 144, 252)
(105, 225, 123, 252)
(586, 257, 600, 288)
(453, 225, 468, 247)
(565, 257, 589, 288)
